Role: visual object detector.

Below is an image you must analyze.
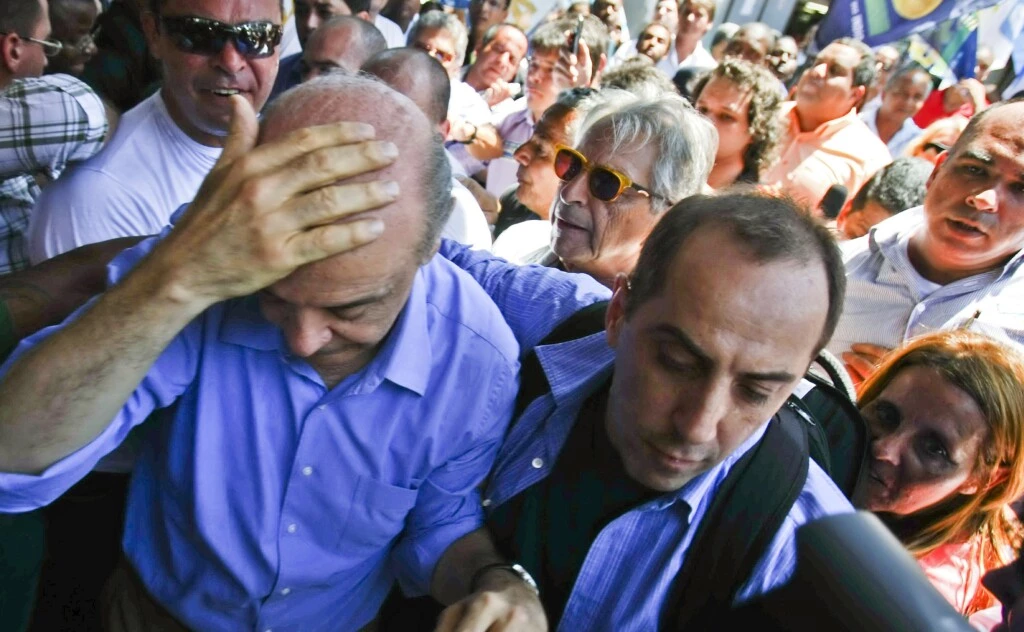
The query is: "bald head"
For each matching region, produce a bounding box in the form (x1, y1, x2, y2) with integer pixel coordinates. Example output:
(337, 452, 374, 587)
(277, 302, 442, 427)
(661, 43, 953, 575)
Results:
(301, 15, 388, 81)
(262, 74, 451, 280)
(361, 47, 450, 128)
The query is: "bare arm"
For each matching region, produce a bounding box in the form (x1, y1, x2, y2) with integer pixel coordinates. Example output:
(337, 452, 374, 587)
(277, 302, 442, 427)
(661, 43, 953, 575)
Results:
(0, 96, 398, 474)
(432, 528, 547, 632)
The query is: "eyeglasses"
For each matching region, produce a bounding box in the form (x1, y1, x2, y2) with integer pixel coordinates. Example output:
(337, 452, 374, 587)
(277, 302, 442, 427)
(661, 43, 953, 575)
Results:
(158, 16, 282, 59)
(922, 141, 950, 154)
(0, 32, 63, 57)
(553, 145, 655, 203)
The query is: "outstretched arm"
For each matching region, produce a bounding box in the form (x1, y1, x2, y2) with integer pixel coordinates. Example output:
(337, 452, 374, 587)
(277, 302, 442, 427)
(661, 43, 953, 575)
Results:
(0, 96, 398, 474)
(440, 240, 610, 352)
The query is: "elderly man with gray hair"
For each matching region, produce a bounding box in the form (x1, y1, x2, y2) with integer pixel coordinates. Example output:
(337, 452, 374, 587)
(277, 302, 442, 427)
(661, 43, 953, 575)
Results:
(539, 92, 717, 287)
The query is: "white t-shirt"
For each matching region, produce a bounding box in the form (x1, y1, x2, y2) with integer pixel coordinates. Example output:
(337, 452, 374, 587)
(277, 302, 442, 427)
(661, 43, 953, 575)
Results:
(29, 91, 221, 262)
(443, 178, 492, 251)
(492, 219, 550, 264)
(374, 14, 407, 49)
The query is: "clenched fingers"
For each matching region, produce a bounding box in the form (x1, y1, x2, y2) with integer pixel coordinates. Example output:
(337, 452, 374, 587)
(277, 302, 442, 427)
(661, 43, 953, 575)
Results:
(273, 179, 400, 232)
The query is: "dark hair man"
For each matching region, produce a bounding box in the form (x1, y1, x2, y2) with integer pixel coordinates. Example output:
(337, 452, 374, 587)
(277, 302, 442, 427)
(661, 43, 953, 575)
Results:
(299, 14, 386, 81)
(835, 156, 933, 239)
(860, 64, 932, 158)
(693, 57, 784, 188)
(762, 37, 892, 211)
(463, 23, 527, 108)
(830, 98, 1024, 384)
(31, 0, 284, 260)
(0, 74, 542, 631)
(0, 0, 107, 272)
(437, 190, 852, 629)
(635, 21, 672, 65)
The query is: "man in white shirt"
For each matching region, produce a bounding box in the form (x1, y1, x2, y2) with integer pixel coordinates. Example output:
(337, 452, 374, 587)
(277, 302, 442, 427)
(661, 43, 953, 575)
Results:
(860, 65, 931, 158)
(29, 0, 283, 261)
(660, 0, 716, 77)
(830, 99, 1024, 383)
(363, 48, 492, 250)
(368, 0, 405, 48)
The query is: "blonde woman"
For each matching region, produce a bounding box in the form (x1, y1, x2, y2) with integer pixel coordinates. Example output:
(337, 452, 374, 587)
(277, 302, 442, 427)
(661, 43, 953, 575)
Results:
(852, 331, 1024, 616)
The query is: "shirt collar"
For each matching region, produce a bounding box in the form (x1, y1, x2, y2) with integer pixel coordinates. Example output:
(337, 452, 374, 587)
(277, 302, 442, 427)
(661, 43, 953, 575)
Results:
(785, 101, 858, 139)
(865, 205, 1024, 280)
(534, 332, 615, 406)
(218, 267, 433, 396)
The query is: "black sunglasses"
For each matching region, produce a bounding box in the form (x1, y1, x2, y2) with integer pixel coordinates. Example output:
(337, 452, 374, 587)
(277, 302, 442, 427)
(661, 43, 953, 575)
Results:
(159, 16, 282, 59)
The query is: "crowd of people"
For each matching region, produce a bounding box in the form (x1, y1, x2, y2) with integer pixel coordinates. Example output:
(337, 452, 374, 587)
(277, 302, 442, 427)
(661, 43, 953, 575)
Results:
(1, 0, 1023, 630)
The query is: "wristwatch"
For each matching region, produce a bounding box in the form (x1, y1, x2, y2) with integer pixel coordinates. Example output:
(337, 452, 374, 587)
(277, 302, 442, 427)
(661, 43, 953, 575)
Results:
(471, 562, 540, 596)
(460, 122, 478, 145)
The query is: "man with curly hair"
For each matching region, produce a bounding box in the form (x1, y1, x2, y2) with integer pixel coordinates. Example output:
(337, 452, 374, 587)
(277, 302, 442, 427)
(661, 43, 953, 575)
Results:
(693, 58, 784, 189)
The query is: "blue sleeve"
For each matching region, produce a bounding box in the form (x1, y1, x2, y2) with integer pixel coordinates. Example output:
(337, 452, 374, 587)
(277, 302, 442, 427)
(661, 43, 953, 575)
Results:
(439, 239, 611, 352)
(389, 347, 520, 596)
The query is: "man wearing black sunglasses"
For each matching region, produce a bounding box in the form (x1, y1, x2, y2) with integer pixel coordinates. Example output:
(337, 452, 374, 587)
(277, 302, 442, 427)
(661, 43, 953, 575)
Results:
(29, 0, 283, 262)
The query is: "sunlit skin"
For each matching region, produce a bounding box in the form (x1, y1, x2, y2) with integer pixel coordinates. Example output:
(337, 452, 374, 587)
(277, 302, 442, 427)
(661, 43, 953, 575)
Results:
(636, 23, 672, 64)
(652, 0, 678, 34)
(409, 27, 460, 79)
(11, 0, 53, 79)
(836, 199, 894, 240)
(48, 0, 98, 76)
(294, 0, 351, 46)
(142, 0, 282, 147)
(909, 103, 1024, 285)
(695, 76, 754, 189)
(257, 86, 432, 388)
(876, 71, 932, 144)
(300, 21, 371, 80)
(852, 366, 988, 516)
(603, 225, 829, 492)
(794, 42, 865, 133)
(513, 107, 574, 219)
(464, 25, 526, 92)
(550, 122, 660, 288)
(523, 49, 558, 120)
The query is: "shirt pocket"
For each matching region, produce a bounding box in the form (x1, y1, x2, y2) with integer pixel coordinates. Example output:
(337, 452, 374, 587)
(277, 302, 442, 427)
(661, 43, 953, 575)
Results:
(336, 475, 418, 556)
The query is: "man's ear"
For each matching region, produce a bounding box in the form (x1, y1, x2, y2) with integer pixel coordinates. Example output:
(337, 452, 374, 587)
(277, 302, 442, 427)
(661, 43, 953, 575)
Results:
(925, 150, 950, 189)
(605, 273, 629, 348)
(141, 10, 162, 60)
(0, 33, 21, 75)
(438, 119, 451, 139)
(356, 10, 372, 22)
(850, 83, 867, 110)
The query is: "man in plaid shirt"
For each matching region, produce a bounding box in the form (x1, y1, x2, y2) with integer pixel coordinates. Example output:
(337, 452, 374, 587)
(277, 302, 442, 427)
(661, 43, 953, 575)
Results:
(0, 0, 107, 274)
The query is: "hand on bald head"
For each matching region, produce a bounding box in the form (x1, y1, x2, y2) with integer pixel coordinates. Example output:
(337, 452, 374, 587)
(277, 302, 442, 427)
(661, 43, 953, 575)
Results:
(259, 74, 452, 288)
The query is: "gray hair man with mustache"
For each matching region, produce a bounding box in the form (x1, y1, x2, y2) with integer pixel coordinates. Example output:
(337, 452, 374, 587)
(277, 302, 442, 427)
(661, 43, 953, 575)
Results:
(829, 98, 1024, 384)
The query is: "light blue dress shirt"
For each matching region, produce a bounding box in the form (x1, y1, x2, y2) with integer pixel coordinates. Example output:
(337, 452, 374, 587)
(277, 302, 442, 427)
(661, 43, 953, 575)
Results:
(441, 241, 854, 630)
(0, 236, 521, 632)
(860, 105, 922, 159)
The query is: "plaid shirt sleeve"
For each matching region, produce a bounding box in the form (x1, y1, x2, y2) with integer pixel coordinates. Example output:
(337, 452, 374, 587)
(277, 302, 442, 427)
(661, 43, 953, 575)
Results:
(0, 74, 108, 181)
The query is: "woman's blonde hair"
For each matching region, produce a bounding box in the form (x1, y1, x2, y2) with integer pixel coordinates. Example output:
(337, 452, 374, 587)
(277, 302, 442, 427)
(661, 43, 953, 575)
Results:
(904, 115, 970, 160)
(858, 330, 1024, 564)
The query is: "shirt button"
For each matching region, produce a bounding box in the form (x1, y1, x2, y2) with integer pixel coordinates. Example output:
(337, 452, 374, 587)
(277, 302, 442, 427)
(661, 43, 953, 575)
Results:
(482, 498, 492, 507)
(280, 587, 291, 596)
(531, 457, 543, 469)
(301, 466, 313, 476)
(287, 523, 297, 534)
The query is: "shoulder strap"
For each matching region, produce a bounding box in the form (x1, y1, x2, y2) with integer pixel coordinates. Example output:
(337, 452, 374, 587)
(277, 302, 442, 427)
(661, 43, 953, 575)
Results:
(513, 301, 610, 419)
(662, 407, 810, 631)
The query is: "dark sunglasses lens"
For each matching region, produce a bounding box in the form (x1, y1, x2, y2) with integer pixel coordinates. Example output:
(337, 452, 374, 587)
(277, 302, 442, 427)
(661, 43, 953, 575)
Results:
(234, 24, 280, 58)
(553, 149, 582, 182)
(589, 168, 624, 201)
(163, 18, 279, 58)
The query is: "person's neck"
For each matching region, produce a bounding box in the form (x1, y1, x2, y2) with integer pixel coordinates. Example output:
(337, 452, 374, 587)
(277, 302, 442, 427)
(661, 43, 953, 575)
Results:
(464, 67, 487, 92)
(0, 72, 13, 92)
(562, 255, 635, 289)
(907, 228, 1013, 285)
(708, 155, 746, 189)
(794, 103, 845, 134)
(874, 108, 906, 143)
(160, 88, 227, 148)
(674, 33, 698, 61)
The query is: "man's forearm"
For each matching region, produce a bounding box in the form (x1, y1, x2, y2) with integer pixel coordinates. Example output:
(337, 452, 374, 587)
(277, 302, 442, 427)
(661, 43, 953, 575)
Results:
(0, 259, 209, 474)
(431, 527, 508, 605)
(465, 125, 503, 161)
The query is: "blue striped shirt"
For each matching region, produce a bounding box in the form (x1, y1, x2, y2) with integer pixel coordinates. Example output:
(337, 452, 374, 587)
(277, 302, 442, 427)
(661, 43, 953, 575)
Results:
(829, 206, 1024, 356)
(441, 241, 854, 630)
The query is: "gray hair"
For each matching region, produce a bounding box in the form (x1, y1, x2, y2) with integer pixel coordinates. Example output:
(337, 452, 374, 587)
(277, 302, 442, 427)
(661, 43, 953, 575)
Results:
(406, 10, 468, 63)
(577, 93, 717, 207)
(600, 58, 679, 99)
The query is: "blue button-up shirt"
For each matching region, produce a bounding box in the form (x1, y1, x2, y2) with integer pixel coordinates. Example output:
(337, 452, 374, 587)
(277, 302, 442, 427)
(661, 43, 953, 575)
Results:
(441, 241, 854, 630)
(0, 238, 521, 632)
